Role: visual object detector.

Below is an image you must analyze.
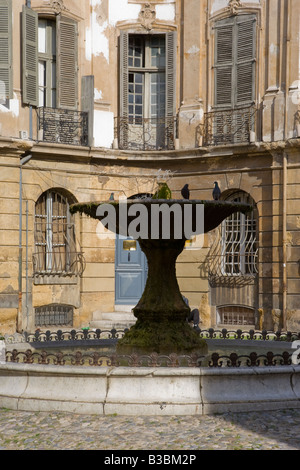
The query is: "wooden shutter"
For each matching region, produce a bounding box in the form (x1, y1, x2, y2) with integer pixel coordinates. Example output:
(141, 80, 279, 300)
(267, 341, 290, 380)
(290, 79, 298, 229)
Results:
(119, 30, 129, 118)
(22, 5, 38, 106)
(214, 19, 234, 108)
(214, 14, 256, 109)
(236, 15, 256, 105)
(56, 16, 78, 110)
(119, 31, 129, 148)
(0, 0, 12, 100)
(165, 31, 177, 118)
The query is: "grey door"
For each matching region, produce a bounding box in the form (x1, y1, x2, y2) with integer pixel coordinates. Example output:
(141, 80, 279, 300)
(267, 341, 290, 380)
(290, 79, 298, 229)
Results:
(115, 235, 147, 305)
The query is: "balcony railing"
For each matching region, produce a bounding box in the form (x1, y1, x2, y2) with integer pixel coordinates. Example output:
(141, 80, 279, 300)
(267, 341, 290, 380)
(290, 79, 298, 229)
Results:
(203, 105, 257, 146)
(115, 116, 177, 151)
(37, 107, 89, 146)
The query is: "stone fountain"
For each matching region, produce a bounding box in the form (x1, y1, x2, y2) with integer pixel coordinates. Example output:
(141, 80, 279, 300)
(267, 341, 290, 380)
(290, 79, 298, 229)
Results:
(70, 185, 251, 356)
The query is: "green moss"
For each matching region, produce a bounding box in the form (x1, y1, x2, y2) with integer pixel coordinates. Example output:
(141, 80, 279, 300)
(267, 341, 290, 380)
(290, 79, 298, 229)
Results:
(152, 183, 172, 200)
(116, 319, 207, 355)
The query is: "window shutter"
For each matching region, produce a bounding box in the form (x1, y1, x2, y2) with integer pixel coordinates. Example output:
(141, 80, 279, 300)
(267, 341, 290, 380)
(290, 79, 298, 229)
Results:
(119, 31, 129, 148)
(0, 0, 12, 100)
(56, 16, 78, 110)
(119, 30, 129, 118)
(214, 20, 234, 108)
(236, 15, 256, 105)
(165, 31, 177, 118)
(22, 5, 38, 106)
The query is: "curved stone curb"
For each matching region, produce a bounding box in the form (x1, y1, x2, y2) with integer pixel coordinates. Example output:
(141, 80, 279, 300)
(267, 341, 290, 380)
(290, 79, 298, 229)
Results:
(0, 363, 300, 415)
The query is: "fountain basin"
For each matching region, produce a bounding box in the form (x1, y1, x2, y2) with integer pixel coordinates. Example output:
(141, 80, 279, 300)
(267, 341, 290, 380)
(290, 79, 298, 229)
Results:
(1, 362, 300, 416)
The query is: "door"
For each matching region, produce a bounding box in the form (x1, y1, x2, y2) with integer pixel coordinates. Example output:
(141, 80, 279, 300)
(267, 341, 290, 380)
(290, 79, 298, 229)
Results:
(115, 235, 147, 305)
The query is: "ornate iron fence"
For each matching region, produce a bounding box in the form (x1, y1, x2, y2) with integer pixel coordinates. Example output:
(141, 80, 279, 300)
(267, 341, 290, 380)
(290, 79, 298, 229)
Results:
(114, 116, 177, 151)
(5, 349, 294, 368)
(37, 107, 89, 146)
(5, 328, 300, 345)
(203, 105, 257, 146)
(4, 327, 299, 368)
(198, 328, 300, 342)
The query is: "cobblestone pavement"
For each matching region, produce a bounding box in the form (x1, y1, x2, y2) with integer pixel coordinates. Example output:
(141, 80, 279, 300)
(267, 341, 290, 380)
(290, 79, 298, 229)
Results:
(0, 408, 300, 451)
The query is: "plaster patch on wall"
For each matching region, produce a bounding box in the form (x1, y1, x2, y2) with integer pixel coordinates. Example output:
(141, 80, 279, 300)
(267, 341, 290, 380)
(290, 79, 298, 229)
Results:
(86, 7, 109, 63)
(0, 93, 20, 117)
(187, 45, 200, 55)
(155, 4, 175, 22)
(94, 88, 103, 101)
(210, 0, 260, 15)
(269, 43, 279, 56)
(109, 0, 140, 26)
(94, 110, 114, 148)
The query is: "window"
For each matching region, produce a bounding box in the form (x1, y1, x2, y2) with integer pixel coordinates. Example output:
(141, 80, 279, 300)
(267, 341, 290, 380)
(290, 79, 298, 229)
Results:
(214, 14, 256, 109)
(22, 5, 78, 109)
(38, 19, 56, 108)
(221, 192, 258, 276)
(119, 31, 176, 150)
(127, 35, 166, 122)
(217, 305, 255, 325)
(0, 0, 12, 100)
(34, 190, 81, 276)
(35, 304, 73, 327)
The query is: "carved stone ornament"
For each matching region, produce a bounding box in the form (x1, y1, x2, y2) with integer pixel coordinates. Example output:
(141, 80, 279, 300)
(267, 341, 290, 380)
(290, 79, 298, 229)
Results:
(227, 0, 242, 15)
(49, 0, 67, 14)
(139, 3, 156, 31)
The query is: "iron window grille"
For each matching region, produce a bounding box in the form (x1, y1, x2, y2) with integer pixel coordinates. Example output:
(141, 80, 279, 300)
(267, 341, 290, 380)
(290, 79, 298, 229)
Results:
(217, 305, 255, 326)
(35, 304, 73, 327)
(33, 191, 85, 277)
(207, 192, 258, 286)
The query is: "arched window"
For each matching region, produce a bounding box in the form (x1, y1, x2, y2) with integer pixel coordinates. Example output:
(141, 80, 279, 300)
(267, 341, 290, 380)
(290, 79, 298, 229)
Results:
(34, 190, 82, 276)
(207, 191, 258, 284)
(221, 192, 258, 276)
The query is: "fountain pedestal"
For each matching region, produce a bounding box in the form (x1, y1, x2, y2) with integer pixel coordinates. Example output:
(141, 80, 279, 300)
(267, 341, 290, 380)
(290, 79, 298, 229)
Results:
(117, 237, 207, 355)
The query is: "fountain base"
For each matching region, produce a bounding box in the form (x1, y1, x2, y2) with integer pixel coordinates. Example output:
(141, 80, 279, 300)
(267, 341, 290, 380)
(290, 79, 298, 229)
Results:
(116, 319, 207, 355)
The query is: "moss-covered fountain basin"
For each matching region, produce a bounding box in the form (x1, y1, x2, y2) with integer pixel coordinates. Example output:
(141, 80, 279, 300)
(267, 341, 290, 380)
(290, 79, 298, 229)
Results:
(70, 197, 251, 355)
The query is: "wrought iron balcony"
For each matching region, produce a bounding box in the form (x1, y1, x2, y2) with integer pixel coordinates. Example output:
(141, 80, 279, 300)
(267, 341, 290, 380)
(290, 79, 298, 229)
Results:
(203, 105, 257, 146)
(37, 107, 89, 146)
(115, 116, 177, 151)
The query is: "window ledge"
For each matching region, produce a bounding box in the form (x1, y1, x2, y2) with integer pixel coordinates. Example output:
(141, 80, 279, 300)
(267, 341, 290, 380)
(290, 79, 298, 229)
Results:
(33, 274, 79, 285)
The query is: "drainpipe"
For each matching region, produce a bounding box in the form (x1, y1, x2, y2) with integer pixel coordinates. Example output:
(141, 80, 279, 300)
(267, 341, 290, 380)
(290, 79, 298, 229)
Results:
(282, 0, 290, 331)
(25, 200, 29, 329)
(18, 153, 33, 332)
(282, 151, 287, 331)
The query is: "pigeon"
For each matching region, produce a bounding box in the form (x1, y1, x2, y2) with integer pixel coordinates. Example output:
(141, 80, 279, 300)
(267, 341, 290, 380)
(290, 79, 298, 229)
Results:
(109, 192, 114, 201)
(181, 184, 190, 200)
(212, 181, 221, 200)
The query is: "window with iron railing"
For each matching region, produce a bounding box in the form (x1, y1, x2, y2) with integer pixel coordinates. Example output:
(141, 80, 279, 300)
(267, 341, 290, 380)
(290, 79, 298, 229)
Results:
(33, 190, 85, 278)
(203, 13, 257, 146)
(207, 192, 258, 286)
(35, 304, 73, 327)
(217, 305, 255, 326)
(118, 31, 177, 150)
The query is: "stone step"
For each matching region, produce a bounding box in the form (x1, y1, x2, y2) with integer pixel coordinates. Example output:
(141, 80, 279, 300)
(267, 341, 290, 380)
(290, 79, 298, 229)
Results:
(90, 311, 136, 330)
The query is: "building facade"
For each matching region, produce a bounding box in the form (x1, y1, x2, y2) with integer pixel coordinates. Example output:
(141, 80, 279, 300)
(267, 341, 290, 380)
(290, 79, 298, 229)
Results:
(0, 0, 299, 334)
